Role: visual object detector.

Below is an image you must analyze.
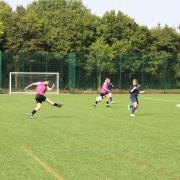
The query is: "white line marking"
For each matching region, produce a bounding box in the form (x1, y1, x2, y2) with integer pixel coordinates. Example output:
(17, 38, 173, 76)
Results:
(142, 98, 180, 103)
(176, 104, 180, 108)
(21, 147, 63, 180)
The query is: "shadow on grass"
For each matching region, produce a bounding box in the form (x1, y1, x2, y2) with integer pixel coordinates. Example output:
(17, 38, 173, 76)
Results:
(137, 113, 159, 116)
(43, 115, 73, 119)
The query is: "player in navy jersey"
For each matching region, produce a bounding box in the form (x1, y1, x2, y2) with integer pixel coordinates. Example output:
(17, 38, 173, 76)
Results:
(128, 79, 144, 117)
(107, 78, 114, 104)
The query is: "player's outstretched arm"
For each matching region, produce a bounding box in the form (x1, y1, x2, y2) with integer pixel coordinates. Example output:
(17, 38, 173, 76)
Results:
(25, 83, 38, 91)
(140, 90, 145, 94)
(47, 83, 55, 91)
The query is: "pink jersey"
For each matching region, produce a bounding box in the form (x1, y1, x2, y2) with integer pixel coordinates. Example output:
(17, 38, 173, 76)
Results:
(101, 82, 108, 94)
(36, 82, 47, 95)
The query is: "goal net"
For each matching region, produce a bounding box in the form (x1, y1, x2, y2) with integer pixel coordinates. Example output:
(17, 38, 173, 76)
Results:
(9, 72, 59, 94)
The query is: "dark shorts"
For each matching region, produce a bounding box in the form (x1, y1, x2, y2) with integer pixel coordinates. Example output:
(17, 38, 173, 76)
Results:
(131, 97, 139, 104)
(35, 94, 46, 104)
(100, 92, 110, 98)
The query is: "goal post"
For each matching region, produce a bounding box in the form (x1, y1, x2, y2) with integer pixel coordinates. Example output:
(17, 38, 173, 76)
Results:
(9, 72, 59, 94)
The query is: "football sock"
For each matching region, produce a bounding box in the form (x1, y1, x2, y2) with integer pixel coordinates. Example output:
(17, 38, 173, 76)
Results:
(32, 109, 37, 115)
(95, 101, 98, 104)
(132, 106, 136, 114)
(106, 101, 109, 104)
(110, 97, 112, 102)
(54, 103, 59, 107)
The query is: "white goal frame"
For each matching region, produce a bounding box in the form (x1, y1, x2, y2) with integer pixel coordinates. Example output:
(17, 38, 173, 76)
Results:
(9, 72, 59, 94)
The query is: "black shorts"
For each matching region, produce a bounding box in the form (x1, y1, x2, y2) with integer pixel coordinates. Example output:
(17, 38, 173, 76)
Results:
(100, 92, 109, 98)
(35, 94, 46, 104)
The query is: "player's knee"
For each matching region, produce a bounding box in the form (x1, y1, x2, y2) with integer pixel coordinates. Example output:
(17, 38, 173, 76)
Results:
(35, 107, 41, 111)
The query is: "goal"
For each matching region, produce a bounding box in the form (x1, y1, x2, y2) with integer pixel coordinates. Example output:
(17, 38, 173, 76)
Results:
(9, 72, 59, 94)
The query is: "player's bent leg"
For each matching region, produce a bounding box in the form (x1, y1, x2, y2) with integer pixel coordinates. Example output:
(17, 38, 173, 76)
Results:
(29, 103, 42, 119)
(131, 101, 138, 117)
(136, 104, 139, 109)
(93, 95, 103, 107)
(35, 103, 42, 111)
(134, 102, 138, 108)
(109, 92, 112, 102)
(46, 98, 64, 108)
(109, 92, 112, 98)
(45, 98, 54, 105)
(106, 94, 111, 107)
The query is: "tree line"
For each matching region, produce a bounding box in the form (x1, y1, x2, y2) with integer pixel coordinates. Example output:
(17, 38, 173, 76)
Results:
(0, 0, 179, 87)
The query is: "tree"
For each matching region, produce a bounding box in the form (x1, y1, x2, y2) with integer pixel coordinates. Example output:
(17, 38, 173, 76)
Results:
(86, 37, 115, 87)
(0, 1, 12, 49)
(0, 0, 179, 89)
(29, 0, 98, 57)
(148, 26, 180, 85)
(1, 4, 45, 87)
(91, 10, 153, 79)
(0, 22, 4, 37)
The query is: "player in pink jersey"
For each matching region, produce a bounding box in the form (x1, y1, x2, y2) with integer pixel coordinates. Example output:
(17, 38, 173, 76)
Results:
(93, 78, 111, 107)
(25, 80, 63, 119)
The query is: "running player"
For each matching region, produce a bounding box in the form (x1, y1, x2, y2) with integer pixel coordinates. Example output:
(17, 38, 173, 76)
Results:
(25, 80, 63, 119)
(128, 79, 144, 117)
(107, 78, 114, 104)
(93, 78, 111, 107)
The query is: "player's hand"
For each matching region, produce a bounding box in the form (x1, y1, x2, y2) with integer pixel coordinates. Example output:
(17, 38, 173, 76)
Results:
(51, 83, 55, 89)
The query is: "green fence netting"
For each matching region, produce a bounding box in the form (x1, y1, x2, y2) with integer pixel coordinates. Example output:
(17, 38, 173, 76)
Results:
(1, 51, 180, 92)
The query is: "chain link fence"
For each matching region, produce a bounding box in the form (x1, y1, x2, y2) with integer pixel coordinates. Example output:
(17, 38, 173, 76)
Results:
(0, 51, 179, 93)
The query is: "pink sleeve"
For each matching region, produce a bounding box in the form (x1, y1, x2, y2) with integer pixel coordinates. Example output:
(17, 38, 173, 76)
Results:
(35, 82, 40, 86)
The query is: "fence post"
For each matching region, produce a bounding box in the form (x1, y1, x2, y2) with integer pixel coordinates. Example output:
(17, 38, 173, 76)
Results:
(68, 52, 76, 93)
(141, 53, 144, 88)
(163, 60, 168, 90)
(45, 52, 48, 73)
(119, 54, 122, 89)
(96, 54, 98, 91)
(96, 53, 101, 91)
(0, 51, 2, 90)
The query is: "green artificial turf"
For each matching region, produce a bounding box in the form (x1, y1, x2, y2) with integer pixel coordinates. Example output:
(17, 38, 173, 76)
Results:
(0, 94, 179, 180)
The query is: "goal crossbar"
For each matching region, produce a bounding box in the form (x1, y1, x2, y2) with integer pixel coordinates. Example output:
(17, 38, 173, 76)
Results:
(9, 72, 59, 94)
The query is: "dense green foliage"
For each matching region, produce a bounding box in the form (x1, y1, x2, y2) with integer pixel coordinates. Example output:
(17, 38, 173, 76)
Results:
(0, 0, 179, 87)
(0, 21, 3, 36)
(0, 94, 180, 179)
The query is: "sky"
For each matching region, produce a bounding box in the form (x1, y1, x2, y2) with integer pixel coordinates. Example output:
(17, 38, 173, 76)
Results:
(4, 0, 180, 29)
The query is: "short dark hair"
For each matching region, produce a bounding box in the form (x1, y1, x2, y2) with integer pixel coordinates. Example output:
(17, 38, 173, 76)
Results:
(43, 79, 49, 82)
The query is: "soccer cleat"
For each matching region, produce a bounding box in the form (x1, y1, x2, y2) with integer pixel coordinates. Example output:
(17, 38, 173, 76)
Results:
(58, 103, 64, 108)
(110, 101, 115, 104)
(130, 114, 135, 117)
(28, 113, 33, 119)
(93, 103, 97, 108)
(106, 104, 111, 108)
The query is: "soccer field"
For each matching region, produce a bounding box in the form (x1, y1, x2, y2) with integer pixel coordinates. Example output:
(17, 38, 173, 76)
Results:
(0, 94, 180, 180)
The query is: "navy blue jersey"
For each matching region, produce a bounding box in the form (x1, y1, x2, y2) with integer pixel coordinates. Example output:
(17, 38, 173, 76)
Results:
(108, 82, 114, 91)
(129, 85, 140, 98)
